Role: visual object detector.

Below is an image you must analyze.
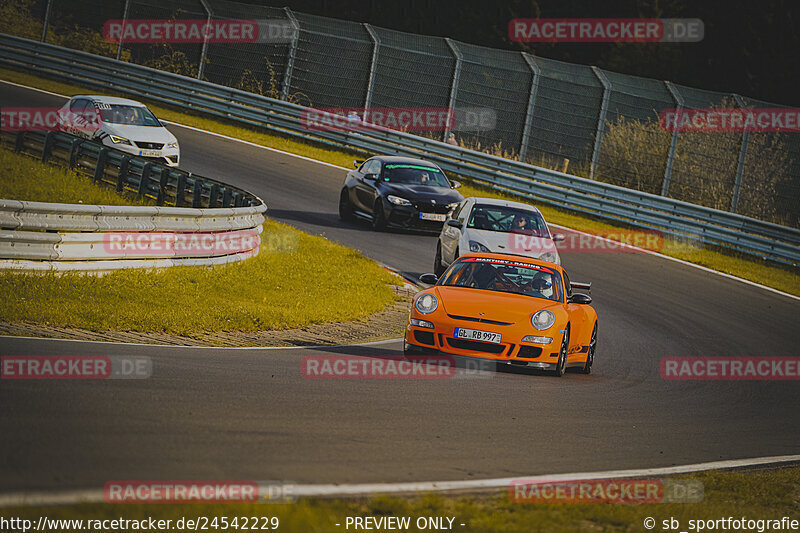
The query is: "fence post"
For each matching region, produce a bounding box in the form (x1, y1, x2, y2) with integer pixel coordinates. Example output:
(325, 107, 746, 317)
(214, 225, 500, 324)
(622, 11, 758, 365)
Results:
(661, 81, 684, 197)
(444, 38, 462, 142)
(731, 94, 750, 213)
(40, 0, 53, 42)
(363, 23, 380, 113)
(116, 0, 130, 61)
(197, 0, 213, 80)
(281, 8, 300, 101)
(519, 52, 540, 163)
(589, 66, 611, 179)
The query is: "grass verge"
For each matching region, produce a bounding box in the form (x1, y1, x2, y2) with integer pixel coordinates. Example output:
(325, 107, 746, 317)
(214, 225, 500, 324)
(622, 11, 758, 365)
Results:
(0, 142, 154, 205)
(1, 67, 798, 296)
(5, 467, 799, 532)
(0, 146, 397, 335)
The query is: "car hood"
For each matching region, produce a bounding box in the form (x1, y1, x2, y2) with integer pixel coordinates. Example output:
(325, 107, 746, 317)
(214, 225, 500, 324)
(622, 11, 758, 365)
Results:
(435, 286, 560, 325)
(464, 228, 557, 256)
(103, 124, 177, 144)
(380, 183, 462, 204)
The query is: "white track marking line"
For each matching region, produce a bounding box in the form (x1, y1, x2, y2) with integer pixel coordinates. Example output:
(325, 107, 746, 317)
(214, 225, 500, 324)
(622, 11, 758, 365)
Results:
(0, 335, 402, 350)
(2, 78, 796, 302)
(0, 454, 797, 506)
(549, 223, 800, 302)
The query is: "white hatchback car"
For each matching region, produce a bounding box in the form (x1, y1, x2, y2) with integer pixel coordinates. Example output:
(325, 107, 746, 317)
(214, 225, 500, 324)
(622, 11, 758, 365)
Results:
(434, 197, 565, 275)
(58, 95, 180, 167)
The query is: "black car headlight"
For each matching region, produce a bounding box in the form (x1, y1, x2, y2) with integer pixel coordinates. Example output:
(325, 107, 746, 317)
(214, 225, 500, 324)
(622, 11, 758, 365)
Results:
(387, 195, 412, 206)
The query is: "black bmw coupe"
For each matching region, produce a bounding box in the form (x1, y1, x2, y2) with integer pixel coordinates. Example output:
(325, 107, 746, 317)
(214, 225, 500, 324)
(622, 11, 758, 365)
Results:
(338, 156, 464, 232)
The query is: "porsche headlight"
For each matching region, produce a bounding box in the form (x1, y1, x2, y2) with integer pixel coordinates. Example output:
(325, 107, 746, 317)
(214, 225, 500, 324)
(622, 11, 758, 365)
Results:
(531, 309, 555, 330)
(108, 134, 131, 145)
(541, 252, 559, 264)
(415, 293, 439, 314)
(166, 141, 178, 149)
(469, 241, 489, 253)
(387, 195, 412, 206)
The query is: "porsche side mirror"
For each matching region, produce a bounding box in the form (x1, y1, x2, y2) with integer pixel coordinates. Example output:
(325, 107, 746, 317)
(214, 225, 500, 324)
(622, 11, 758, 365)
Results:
(419, 273, 438, 285)
(450, 180, 462, 189)
(446, 219, 463, 229)
(353, 159, 364, 168)
(568, 293, 592, 305)
(552, 233, 566, 243)
(363, 173, 377, 181)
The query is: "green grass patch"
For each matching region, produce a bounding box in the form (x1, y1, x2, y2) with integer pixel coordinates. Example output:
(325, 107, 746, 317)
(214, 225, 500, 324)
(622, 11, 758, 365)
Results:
(2, 67, 797, 296)
(0, 143, 155, 206)
(6, 467, 799, 532)
(0, 137, 397, 335)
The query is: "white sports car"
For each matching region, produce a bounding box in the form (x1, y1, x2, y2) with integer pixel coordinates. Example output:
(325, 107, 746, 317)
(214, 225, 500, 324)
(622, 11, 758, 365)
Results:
(434, 197, 564, 276)
(58, 95, 180, 167)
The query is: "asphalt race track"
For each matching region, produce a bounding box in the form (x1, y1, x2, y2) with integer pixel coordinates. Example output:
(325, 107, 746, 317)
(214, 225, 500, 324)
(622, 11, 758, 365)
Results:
(1, 81, 799, 492)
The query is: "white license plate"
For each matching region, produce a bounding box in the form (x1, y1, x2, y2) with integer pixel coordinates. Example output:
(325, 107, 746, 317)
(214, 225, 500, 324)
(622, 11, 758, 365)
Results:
(454, 328, 502, 344)
(139, 149, 161, 157)
(419, 213, 446, 222)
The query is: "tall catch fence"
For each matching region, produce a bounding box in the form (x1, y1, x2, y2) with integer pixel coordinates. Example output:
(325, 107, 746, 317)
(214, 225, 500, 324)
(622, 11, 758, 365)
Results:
(10, 0, 800, 229)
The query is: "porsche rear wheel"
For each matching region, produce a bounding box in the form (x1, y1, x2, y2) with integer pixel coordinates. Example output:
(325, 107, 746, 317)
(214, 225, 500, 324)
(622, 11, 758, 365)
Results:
(553, 327, 569, 377)
(339, 188, 354, 221)
(372, 199, 387, 231)
(579, 323, 597, 375)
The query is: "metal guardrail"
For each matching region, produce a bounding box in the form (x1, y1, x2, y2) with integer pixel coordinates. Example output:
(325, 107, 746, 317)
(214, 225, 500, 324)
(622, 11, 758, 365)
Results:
(0, 117, 267, 272)
(0, 130, 261, 209)
(1, 33, 797, 266)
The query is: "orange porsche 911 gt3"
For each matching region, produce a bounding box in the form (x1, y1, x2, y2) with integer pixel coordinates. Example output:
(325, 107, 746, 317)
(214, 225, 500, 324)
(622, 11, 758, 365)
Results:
(405, 253, 597, 376)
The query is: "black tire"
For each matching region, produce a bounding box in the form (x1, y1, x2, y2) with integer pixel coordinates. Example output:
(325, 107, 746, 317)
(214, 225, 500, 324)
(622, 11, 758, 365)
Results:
(371, 198, 387, 231)
(553, 327, 569, 377)
(579, 323, 597, 375)
(434, 242, 446, 277)
(338, 188, 354, 221)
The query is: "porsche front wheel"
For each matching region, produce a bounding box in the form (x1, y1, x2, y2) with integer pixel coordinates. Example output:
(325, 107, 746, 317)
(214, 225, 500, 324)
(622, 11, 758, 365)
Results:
(579, 323, 597, 375)
(553, 327, 569, 377)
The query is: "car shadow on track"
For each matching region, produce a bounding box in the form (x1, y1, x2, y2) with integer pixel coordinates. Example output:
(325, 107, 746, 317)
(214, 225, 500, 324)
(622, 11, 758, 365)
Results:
(306, 343, 577, 379)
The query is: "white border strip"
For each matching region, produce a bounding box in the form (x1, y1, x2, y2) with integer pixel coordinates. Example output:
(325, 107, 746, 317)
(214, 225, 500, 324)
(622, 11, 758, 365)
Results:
(0, 454, 797, 507)
(1, 78, 797, 303)
(0, 335, 403, 350)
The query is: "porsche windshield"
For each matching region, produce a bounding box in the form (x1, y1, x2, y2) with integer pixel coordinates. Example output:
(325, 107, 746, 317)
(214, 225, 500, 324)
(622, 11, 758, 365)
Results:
(440, 257, 562, 301)
(382, 164, 450, 187)
(98, 104, 161, 127)
(467, 204, 549, 237)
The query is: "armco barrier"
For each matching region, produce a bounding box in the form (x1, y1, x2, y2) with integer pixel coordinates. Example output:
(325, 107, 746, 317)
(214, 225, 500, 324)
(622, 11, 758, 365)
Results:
(0, 33, 797, 266)
(0, 130, 266, 273)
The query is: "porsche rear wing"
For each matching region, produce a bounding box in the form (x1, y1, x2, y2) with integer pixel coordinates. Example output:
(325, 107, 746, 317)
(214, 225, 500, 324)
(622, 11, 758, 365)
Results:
(571, 281, 592, 291)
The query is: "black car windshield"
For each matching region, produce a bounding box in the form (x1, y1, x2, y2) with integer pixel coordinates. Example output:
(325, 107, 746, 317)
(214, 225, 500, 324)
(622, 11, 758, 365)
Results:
(467, 204, 549, 237)
(97, 104, 162, 127)
(440, 257, 562, 302)
(382, 164, 450, 187)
